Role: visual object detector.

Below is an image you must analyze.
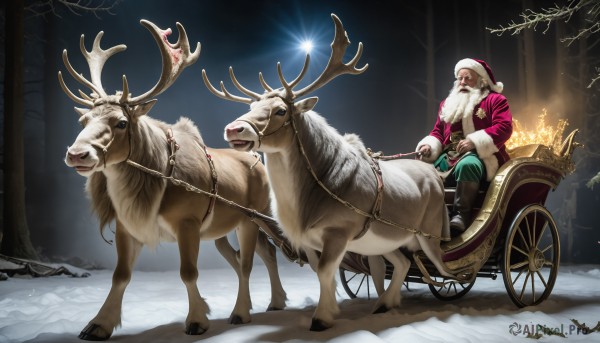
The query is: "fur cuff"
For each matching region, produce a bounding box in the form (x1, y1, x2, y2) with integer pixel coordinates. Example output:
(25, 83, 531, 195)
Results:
(483, 155, 499, 181)
(416, 136, 442, 163)
(467, 130, 498, 158)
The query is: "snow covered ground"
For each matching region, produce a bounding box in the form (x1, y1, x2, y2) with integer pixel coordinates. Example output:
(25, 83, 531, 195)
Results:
(1, 261, 599, 343)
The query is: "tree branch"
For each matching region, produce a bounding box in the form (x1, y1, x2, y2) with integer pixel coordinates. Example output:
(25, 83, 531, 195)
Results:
(486, 0, 596, 36)
(25, 0, 121, 19)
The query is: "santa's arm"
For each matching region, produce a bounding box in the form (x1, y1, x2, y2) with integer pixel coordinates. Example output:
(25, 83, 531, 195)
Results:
(416, 106, 445, 162)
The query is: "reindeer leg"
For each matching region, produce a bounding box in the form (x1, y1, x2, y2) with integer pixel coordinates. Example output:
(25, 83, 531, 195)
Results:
(416, 236, 454, 278)
(311, 229, 348, 331)
(255, 230, 287, 311)
(80, 221, 142, 341)
(177, 221, 210, 335)
(228, 221, 259, 324)
(373, 251, 409, 314)
(215, 236, 239, 270)
(305, 248, 320, 273)
(367, 255, 386, 296)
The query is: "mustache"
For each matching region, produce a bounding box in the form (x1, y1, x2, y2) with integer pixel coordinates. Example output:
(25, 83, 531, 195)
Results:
(450, 81, 478, 95)
(457, 85, 475, 93)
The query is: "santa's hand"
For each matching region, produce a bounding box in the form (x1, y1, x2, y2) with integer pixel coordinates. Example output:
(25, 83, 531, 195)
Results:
(457, 139, 475, 154)
(418, 145, 431, 159)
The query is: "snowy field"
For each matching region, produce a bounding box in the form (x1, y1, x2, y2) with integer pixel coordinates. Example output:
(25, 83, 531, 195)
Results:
(1, 261, 599, 343)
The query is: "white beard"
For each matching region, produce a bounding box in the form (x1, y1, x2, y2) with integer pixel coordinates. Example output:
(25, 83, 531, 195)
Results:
(440, 84, 489, 124)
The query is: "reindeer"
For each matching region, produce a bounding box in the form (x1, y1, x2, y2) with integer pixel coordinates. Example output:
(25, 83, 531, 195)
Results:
(61, 20, 286, 340)
(203, 14, 456, 331)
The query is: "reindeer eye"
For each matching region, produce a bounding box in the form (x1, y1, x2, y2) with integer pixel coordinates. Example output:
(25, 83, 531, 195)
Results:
(275, 108, 286, 116)
(116, 120, 128, 129)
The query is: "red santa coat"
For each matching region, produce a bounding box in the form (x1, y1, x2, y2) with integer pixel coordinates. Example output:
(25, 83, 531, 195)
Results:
(417, 92, 513, 181)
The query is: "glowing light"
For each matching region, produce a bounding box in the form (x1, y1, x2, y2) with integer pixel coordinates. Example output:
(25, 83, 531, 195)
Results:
(300, 40, 313, 53)
(505, 109, 568, 153)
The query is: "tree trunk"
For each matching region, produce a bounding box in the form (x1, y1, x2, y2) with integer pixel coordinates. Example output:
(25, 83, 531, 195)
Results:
(576, 16, 588, 137)
(453, 0, 461, 61)
(522, 0, 538, 105)
(554, 20, 567, 115)
(425, 0, 436, 131)
(481, 1, 492, 63)
(1, 0, 39, 260)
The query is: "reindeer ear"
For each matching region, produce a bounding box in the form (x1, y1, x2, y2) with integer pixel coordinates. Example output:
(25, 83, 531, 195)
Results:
(131, 99, 157, 117)
(74, 107, 90, 117)
(294, 97, 318, 114)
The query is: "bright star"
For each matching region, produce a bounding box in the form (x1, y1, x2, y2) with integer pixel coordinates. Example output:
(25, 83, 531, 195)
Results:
(300, 40, 313, 53)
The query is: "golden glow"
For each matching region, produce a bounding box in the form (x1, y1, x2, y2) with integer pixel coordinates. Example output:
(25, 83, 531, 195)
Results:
(506, 109, 568, 153)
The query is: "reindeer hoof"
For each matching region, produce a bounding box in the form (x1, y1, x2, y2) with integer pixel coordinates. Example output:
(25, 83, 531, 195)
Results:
(266, 306, 283, 311)
(78, 323, 110, 341)
(229, 314, 247, 325)
(185, 322, 207, 335)
(373, 305, 390, 314)
(310, 318, 332, 331)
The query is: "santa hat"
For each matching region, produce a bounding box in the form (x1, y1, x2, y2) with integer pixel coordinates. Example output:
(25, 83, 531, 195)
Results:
(454, 58, 504, 93)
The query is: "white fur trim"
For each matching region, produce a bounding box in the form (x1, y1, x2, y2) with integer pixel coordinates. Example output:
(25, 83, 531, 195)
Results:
(467, 130, 498, 159)
(482, 154, 499, 181)
(461, 110, 475, 135)
(490, 81, 503, 93)
(467, 129, 500, 181)
(416, 135, 442, 163)
(455, 58, 503, 94)
(455, 59, 486, 78)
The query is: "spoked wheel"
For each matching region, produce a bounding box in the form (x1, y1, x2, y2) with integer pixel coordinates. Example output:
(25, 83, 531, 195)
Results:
(502, 204, 560, 307)
(339, 267, 382, 299)
(428, 276, 475, 301)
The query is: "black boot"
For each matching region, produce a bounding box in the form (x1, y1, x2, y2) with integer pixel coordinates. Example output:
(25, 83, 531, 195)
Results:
(450, 181, 480, 235)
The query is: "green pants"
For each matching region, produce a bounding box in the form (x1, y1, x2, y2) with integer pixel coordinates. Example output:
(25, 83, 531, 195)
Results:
(433, 152, 485, 185)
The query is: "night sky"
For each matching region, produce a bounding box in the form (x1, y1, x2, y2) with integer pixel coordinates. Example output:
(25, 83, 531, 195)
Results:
(6, 0, 599, 268)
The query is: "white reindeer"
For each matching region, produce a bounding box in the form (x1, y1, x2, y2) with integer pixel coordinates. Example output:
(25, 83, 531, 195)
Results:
(203, 14, 455, 331)
(61, 20, 286, 340)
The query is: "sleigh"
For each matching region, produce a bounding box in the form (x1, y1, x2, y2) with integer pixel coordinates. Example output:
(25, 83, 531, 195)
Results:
(332, 129, 581, 307)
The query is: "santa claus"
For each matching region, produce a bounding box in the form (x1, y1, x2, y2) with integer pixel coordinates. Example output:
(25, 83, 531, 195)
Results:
(416, 58, 513, 235)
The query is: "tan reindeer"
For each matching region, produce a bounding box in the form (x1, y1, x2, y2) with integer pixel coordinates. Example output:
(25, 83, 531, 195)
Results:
(61, 20, 286, 340)
(204, 14, 456, 331)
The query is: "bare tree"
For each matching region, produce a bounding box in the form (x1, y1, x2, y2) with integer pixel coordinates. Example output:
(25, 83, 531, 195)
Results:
(2, 0, 38, 260)
(26, 0, 120, 18)
(487, 0, 600, 188)
(1, 0, 120, 260)
(488, 0, 600, 87)
(521, 0, 539, 105)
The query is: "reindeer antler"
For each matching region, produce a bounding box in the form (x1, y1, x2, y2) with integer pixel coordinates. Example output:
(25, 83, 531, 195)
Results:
(202, 67, 263, 104)
(58, 31, 127, 107)
(126, 20, 200, 104)
(202, 14, 367, 104)
(289, 14, 368, 99)
(58, 20, 200, 108)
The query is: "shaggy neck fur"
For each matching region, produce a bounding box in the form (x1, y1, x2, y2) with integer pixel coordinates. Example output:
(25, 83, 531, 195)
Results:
(88, 116, 169, 245)
(268, 110, 376, 245)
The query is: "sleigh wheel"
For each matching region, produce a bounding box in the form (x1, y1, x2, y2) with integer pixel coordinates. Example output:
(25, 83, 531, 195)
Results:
(502, 204, 560, 307)
(428, 276, 475, 301)
(339, 267, 380, 299)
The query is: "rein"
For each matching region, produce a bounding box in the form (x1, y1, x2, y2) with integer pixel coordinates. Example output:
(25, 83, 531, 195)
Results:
(367, 150, 423, 160)
(236, 115, 290, 149)
(90, 103, 135, 170)
(90, 104, 216, 235)
(124, 158, 301, 261)
(84, 103, 302, 260)
(288, 114, 449, 241)
(235, 96, 296, 149)
(113, 115, 300, 261)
